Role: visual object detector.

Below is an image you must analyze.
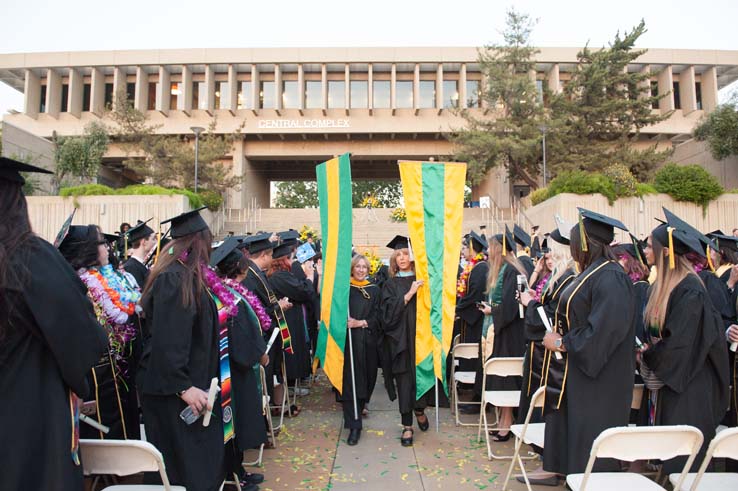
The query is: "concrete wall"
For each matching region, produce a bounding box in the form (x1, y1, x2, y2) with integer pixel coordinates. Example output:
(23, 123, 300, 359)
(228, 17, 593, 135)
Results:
(1, 120, 56, 194)
(671, 139, 738, 190)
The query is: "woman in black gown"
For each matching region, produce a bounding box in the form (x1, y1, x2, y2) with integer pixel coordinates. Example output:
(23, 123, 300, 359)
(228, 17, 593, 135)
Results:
(341, 254, 381, 446)
(380, 236, 429, 447)
(0, 158, 108, 491)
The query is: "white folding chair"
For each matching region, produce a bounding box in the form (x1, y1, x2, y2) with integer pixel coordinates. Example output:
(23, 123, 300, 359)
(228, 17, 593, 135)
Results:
(566, 425, 704, 491)
(79, 439, 185, 491)
(477, 356, 525, 460)
(501, 386, 546, 490)
(668, 426, 738, 490)
(268, 358, 290, 430)
(450, 334, 481, 426)
(259, 365, 277, 450)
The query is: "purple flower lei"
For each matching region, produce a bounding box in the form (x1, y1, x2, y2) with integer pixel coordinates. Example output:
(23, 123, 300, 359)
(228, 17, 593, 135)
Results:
(223, 278, 272, 331)
(178, 248, 239, 318)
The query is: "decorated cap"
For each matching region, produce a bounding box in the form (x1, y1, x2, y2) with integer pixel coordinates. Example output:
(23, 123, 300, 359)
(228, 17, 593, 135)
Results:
(160, 206, 209, 239)
(209, 236, 242, 267)
(577, 208, 629, 249)
(53, 209, 78, 248)
(512, 224, 531, 248)
(126, 218, 155, 244)
(467, 230, 488, 253)
(549, 215, 574, 246)
(0, 156, 53, 185)
(387, 235, 410, 250)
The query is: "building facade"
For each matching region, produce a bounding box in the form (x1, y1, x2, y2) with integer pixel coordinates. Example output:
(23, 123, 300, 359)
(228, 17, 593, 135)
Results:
(2, 47, 738, 208)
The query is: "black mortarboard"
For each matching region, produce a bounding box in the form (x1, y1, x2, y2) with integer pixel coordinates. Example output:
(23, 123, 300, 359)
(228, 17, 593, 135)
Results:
(493, 226, 516, 255)
(662, 208, 717, 252)
(467, 230, 488, 253)
(103, 233, 119, 244)
(272, 243, 293, 259)
(549, 215, 573, 246)
(613, 234, 647, 266)
(578, 208, 629, 245)
(0, 156, 53, 185)
(706, 230, 738, 253)
(58, 225, 95, 249)
(210, 236, 242, 267)
(652, 222, 705, 261)
(513, 224, 531, 248)
(387, 235, 410, 250)
(278, 230, 300, 247)
(54, 209, 78, 248)
(246, 233, 277, 254)
(126, 219, 155, 244)
(160, 206, 209, 239)
(540, 237, 550, 254)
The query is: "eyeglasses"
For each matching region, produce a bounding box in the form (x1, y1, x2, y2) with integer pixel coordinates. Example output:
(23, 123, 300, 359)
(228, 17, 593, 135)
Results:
(97, 241, 111, 248)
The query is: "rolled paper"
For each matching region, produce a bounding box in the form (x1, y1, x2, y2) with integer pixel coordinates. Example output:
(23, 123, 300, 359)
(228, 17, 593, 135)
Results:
(537, 306, 563, 360)
(202, 377, 220, 427)
(79, 414, 110, 434)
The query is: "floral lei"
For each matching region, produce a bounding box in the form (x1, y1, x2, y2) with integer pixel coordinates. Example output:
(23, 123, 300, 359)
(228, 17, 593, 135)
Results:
(223, 278, 272, 331)
(177, 249, 241, 319)
(534, 272, 551, 302)
(457, 252, 486, 297)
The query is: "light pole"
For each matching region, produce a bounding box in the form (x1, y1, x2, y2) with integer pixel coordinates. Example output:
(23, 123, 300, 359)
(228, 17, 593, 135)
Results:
(190, 126, 205, 193)
(539, 124, 548, 187)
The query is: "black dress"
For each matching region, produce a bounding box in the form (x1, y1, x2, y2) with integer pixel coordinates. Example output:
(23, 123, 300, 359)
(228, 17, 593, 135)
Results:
(455, 261, 489, 344)
(341, 282, 381, 428)
(123, 256, 149, 289)
(642, 274, 730, 473)
(632, 280, 650, 343)
(543, 258, 635, 475)
(727, 286, 738, 429)
(0, 237, 108, 491)
(137, 262, 224, 491)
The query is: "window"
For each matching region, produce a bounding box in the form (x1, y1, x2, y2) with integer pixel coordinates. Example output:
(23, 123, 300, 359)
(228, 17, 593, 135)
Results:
(260, 81, 276, 109)
(196, 82, 207, 110)
(372, 80, 390, 108)
(535, 80, 544, 105)
(39, 85, 46, 113)
(171, 83, 182, 109)
(215, 81, 229, 110)
(443, 80, 458, 108)
(418, 80, 435, 108)
(466, 80, 480, 108)
(305, 81, 321, 108)
(673, 81, 681, 110)
(148, 82, 157, 110)
(282, 80, 299, 108)
(350, 81, 368, 108)
(83, 83, 91, 111)
(126, 82, 136, 102)
(695, 82, 702, 110)
(396, 81, 413, 108)
(328, 81, 345, 109)
(650, 81, 659, 109)
(104, 83, 114, 108)
(61, 83, 69, 112)
(238, 81, 252, 109)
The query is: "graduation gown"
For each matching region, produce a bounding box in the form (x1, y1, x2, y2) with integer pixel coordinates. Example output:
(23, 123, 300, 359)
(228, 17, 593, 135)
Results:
(123, 256, 149, 290)
(228, 296, 268, 450)
(292, 261, 320, 351)
(728, 286, 738, 428)
(269, 269, 317, 380)
(0, 237, 108, 491)
(518, 254, 535, 278)
(699, 269, 734, 328)
(455, 261, 489, 344)
(632, 280, 650, 343)
(642, 274, 730, 473)
(137, 262, 224, 491)
(543, 258, 636, 475)
(341, 283, 381, 404)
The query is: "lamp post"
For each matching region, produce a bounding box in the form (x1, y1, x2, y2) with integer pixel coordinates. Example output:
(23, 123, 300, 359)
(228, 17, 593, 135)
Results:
(190, 126, 205, 193)
(539, 124, 548, 187)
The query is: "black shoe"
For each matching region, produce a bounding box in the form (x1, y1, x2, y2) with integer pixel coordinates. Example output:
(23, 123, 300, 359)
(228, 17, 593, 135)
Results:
(415, 412, 429, 432)
(400, 428, 414, 447)
(347, 429, 361, 446)
(515, 475, 559, 486)
(491, 431, 512, 442)
(242, 472, 264, 485)
(459, 404, 480, 415)
(236, 483, 259, 491)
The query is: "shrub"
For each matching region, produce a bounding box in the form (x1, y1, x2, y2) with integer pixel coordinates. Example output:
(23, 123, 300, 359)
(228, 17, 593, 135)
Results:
(530, 187, 549, 206)
(603, 163, 638, 198)
(198, 190, 224, 211)
(635, 183, 658, 196)
(59, 183, 206, 209)
(60, 184, 116, 196)
(653, 164, 723, 207)
(546, 171, 617, 204)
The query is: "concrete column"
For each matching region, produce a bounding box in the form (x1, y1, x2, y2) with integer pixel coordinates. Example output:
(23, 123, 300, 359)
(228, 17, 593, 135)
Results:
(701, 66, 719, 112)
(528, 69, 536, 83)
(679, 66, 697, 113)
(157, 66, 170, 115)
(68, 68, 83, 118)
(547, 63, 560, 94)
(638, 65, 651, 101)
(90, 67, 105, 115)
(24, 69, 40, 118)
(459, 63, 467, 109)
(113, 67, 125, 109)
(344, 64, 350, 111)
(481, 73, 489, 109)
(321, 64, 328, 111)
(274, 65, 282, 111)
(205, 65, 215, 111)
(242, 155, 270, 208)
(251, 65, 259, 110)
(658, 65, 674, 113)
(298, 64, 305, 110)
(412, 64, 420, 111)
(181, 65, 193, 112)
(390, 63, 397, 110)
(368, 64, 374, 110)
(229, 138, 246, 208)
(436, 64, 443, 109)
(135, 67, 149, 111)
(227, 65, 238, 112)
(45, 69, 61, 117)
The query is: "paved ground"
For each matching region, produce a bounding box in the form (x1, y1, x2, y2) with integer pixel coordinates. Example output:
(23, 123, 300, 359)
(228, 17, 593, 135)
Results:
(250, 373, 564, 491)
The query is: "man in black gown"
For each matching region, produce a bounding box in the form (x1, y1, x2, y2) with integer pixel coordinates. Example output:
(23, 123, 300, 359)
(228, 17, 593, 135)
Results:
(513, 224, 535, 277)
(123, 219, 156, 289)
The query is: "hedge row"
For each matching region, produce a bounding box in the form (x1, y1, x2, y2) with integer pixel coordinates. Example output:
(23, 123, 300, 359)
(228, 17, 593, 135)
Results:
(59, 184, 223, 210)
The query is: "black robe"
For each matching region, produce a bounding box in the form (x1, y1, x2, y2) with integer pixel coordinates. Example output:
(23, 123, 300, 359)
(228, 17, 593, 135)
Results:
(455, 261, 489, 344)
(727, 286, 738, 428)
(632, 280, 650, 343)
(543, 258, 635, 475)
(642, 274, 730, 473)
(292, 261, 320, 352)
(380, 275, 433, 414)
(269, 269, 317, 381)
(137, 262, 224, 491)
(123, 256, 149, 290)
(699, 269, 734, 328)
(342, 283, 381, 404)
(0, 237, 108, 491)
(518, 254, 535, 278)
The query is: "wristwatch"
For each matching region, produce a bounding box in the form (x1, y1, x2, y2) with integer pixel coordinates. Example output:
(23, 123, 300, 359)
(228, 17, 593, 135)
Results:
(553, 338, 563, 350)
(177, 389, 187, 398)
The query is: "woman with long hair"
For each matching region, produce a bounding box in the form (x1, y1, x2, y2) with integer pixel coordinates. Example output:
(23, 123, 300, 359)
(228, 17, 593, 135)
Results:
(0, 158, 107, 491)
(341, 254, 381, 446)
(137, 208, 224, 491)
(380, 236, 429, 447)
(58, 223, 141, 440)
(640, 218, 729, 473)
(476, 227, 528, 441)
(539, 208, 636, 481)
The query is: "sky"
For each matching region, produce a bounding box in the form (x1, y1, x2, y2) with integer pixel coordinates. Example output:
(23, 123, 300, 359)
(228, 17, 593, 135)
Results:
(1, 0, 737, 115)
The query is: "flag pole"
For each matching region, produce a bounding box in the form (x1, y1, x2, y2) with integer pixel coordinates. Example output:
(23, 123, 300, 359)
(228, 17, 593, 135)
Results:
(347, 324, 359, 420)
(435, 378, 439, 432)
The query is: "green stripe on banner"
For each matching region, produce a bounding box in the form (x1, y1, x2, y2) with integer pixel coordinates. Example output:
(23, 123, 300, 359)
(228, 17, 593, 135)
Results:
(417, 162, 446, 398)
(331, 154, 352, 351)
(314, 162, 329, 364)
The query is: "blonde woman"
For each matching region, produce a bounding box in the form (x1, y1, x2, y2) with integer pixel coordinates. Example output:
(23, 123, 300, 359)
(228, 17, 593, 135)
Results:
(640, 219, 729, 473)
(477, 227, 528, 441)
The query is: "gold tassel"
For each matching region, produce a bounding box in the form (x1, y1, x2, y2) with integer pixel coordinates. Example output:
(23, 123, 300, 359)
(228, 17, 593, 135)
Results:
(502, 233, 507, 256)
(155, 223, 161, 264)
(579, 214, 588, 252)
(667, 227, 676, 270)
(706, 244, 715, 272)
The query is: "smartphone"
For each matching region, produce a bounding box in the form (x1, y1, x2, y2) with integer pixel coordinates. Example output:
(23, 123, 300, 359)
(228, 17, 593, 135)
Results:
(179, 406, 200, 425)
(516, 274, 529, 293)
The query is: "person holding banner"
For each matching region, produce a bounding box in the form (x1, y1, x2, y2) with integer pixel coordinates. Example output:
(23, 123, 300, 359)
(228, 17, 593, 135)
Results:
(380, 236, 430, 447)
(341, 254, 381, 446)
(137, 208, 224, 490)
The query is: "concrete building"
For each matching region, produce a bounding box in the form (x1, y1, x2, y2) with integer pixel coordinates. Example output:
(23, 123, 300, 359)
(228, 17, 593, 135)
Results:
(1, 47, 738, 208)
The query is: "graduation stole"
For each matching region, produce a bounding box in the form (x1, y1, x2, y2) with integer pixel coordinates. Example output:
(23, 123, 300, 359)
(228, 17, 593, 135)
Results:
(69, 391, 81, 465)
(209, 291, 236, 443)
(488, 263, 508, 307)
(249, 267, 293, 354)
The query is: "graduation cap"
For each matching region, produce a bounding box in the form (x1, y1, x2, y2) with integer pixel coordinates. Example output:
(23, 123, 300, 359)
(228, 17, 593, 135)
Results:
(577, 208, 629, 251)
(160, 207, 209, 239)
(58, 225, 96, 250)
(492, 226, 516, 256)
(102, 232, 120, 244)
(126, 218, 155, 244)
(539, 237, 551, 254)
(245, 232, 278, 254)
(512, 224, 531, 248)
(706, 230, 738, 253)
(0, 156, 53, 185)
(53, 209, 78, 248)
(548, 215, 573, 246)
(209, 236, 242, 267)
(278, 230, 300, 247)
(387, 235, 410, 250)
(663, 208, 717, 253)
(272, 243, 294, 259)
(467, 230, 488, 253)
(613, 234, 647, 266)
(652, 221, 705, 268)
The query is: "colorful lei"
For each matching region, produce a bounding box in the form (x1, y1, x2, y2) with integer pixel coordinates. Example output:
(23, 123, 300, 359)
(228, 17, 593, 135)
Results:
(533, 272, 551, 301)
(223, 278, 272, 331)
(457, 252, 486, 297)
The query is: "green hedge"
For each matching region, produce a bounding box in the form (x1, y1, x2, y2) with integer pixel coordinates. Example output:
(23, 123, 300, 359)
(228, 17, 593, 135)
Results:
(545, 170, 617, 204)
(59, 184, 223, 210)
(653, 164, 723, 208)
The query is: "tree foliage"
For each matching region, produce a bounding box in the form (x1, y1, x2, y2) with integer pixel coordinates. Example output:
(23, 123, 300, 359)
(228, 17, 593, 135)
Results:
(693, 96, 738, 160)
(273, 179, 405, 208)
(52, 121, 109, 193)
(653, 164, 723, 207)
